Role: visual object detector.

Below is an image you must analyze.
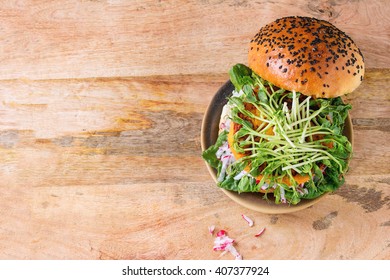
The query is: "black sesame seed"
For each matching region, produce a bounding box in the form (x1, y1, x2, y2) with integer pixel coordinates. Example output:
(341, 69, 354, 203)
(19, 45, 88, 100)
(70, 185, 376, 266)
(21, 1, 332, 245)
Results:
(310, 67, 316, 72)
(282, 68, 287, 73)
(310, 37, 322, 45)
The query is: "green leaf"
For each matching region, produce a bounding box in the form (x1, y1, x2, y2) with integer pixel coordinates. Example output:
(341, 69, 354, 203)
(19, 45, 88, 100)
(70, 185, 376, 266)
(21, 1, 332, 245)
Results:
(257, 90, 269, 104)
(229, 64, 253, 91)
(201, 131, 228, 168)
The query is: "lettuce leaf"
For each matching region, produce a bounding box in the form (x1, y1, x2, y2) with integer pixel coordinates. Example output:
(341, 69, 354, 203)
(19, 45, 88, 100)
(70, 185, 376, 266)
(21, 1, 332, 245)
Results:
(202, 131, 228, 169)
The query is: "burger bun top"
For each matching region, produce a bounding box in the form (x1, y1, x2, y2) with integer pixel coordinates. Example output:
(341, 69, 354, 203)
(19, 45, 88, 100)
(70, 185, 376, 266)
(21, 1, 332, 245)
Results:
(248, 16, 364, 98)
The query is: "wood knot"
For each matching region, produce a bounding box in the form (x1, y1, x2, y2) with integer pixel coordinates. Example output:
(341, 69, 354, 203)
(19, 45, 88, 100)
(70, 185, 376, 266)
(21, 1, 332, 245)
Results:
(308, 0, 338, 20)
(312, 211, 338, 230)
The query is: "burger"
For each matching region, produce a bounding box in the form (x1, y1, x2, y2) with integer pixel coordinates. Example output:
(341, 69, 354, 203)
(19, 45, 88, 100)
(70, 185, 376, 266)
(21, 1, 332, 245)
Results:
(202, 16, 364, 205)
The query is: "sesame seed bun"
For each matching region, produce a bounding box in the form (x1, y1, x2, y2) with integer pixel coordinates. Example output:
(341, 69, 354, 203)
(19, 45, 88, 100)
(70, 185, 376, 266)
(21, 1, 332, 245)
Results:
(248, 16, 365, 98)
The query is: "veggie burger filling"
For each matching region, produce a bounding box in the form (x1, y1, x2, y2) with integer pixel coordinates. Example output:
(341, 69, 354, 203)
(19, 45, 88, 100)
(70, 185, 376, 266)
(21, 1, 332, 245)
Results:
(202, 64, 352, 205)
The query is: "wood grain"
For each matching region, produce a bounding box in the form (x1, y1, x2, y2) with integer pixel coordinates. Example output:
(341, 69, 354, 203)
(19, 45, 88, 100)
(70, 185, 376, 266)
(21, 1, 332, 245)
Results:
(0, 0, 388, 261)
(0, 0, 388, 80)
(0, 69, 389, 259)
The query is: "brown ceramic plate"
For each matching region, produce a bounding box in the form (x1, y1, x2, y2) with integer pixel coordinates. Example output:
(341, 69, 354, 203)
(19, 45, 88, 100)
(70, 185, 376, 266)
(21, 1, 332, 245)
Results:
(201, 80, 353, 214)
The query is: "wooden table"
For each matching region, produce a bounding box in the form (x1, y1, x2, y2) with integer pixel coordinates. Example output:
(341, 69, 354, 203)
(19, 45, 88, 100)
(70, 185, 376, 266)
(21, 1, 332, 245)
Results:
(0, 1, 389, 260)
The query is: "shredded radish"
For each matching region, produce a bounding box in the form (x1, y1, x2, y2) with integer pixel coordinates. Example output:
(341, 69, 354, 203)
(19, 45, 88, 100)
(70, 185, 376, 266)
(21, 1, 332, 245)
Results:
(213, 230, 242, 260)
(216, 141, 229, 158)
(280, 186, 287, 203)
(219, 104, 232, 132)
(219, 118, 231, 132)
(216, 142, 235, 182)
(226, 243, 242, 260)
(218, 155, 233, 182)
(216, 229, 227, 237)
(297, 183, 309, 195)
(234, 170, 247, 180)
(232, 89, 244, 98)
(235, 171, 256, 181)
(225, 119, 231, 130)
(261, 183, 269, 190)
(255, 227, 266, 237)
(208, 225, 215, 235)
(241, 214, 254, 227)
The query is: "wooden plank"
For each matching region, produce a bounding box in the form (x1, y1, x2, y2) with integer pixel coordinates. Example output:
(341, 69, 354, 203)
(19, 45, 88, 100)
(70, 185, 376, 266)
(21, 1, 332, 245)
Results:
(0, 1, 388, 80)
(2, 179, 389, 259)
(0, 69, 389, 259)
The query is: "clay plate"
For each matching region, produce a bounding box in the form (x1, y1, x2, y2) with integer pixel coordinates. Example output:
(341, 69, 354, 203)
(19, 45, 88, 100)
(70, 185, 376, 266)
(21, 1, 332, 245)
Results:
(201, 80, 353, 214)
